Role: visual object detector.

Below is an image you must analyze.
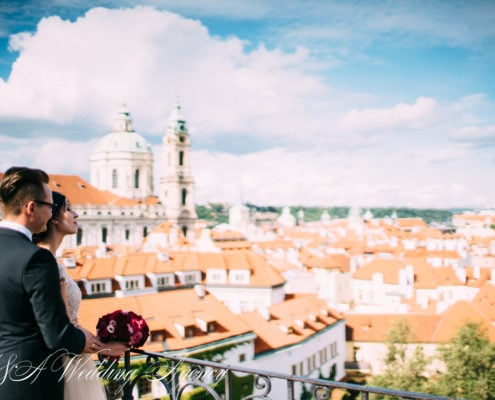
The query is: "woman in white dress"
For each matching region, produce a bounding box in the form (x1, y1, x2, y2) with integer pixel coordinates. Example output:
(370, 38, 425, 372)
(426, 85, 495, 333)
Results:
(34, 191, 127, 399)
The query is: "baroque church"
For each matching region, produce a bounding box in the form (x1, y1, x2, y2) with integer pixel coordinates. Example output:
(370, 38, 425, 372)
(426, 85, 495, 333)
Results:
(45, 101, 197, 251)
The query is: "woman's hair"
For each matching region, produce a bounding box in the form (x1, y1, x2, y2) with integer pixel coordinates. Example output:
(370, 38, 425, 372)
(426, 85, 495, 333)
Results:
(32, 191, 67, 244)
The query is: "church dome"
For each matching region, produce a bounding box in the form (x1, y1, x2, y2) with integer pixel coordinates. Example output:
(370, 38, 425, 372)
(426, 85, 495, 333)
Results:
(92, 103, 152, 155)
(93, 131, 152, 154)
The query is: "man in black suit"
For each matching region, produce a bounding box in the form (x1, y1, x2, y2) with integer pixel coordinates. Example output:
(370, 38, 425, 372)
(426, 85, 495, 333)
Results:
(0, 167, 104, 399)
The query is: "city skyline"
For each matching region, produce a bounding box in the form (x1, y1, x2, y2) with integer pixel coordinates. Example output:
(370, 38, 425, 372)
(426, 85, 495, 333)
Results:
(0, 0, 494, 209)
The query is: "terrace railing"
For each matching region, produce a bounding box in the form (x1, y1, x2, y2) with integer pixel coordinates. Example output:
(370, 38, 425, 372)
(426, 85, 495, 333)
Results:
(100, 349, 459, 400)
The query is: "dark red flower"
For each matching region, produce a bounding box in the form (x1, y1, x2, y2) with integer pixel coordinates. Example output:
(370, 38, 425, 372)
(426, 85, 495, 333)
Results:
(96, 310, 150, 349)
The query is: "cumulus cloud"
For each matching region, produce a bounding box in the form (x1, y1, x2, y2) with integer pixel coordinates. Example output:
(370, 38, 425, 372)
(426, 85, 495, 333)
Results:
(188, 147, 491, 208)
(0, 135, 95, 176)
(338, 97, 438, 134)
(0, 6, 343, 149)
(449, 125, 495, 141)
(0, 4, 494, 209)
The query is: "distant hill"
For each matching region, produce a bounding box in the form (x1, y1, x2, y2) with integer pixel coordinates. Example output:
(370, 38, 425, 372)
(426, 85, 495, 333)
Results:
(196, 203, 454, 226)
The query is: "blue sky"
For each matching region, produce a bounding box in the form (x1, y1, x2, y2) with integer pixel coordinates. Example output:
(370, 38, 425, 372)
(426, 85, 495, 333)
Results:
(0, 0, 494, 209)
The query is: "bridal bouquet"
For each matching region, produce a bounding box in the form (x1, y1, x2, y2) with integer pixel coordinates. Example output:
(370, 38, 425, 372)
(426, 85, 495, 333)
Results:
(96, 309, 150, 352)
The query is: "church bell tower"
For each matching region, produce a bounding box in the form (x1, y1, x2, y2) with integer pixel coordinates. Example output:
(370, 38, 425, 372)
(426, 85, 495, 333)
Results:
(159, 100, 197, 238)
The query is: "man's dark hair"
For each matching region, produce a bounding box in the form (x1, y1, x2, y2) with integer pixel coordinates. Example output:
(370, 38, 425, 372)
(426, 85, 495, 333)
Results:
(0, 166, 49, 216)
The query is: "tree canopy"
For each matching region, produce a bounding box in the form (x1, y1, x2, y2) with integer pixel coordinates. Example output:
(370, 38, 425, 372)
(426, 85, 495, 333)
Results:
(370, 319, 495, 400)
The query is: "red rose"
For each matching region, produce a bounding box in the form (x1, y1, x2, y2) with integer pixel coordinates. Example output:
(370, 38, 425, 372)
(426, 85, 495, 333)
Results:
(96, 310, 149, 348)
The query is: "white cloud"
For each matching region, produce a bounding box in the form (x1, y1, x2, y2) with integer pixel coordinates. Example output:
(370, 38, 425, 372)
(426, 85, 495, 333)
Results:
(0, 6, 338, 147)
(0, 4, 494, 209)
(189, 147, 494, 209)
(339, 97, 438, 134)
(0, 135, 95, 177)
(449, 125, 495, 141)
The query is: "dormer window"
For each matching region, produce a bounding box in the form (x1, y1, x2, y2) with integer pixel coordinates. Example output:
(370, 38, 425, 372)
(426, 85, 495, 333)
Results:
(207, 322, 216, 332)
(90, 281, 108, 294)
(174, 321, 196, 339)
(229, 269, 250, 284)
(206, 269, 227, 284)
(183, 271, 200, 284)
(150, 330, 167, 342)
(185, 326, 195, 338)
(125, 279, 140, 290)
(175, 271, 201, 285)
(116, 275, 145, 291)
(195, 314, 216, 333)
(156, 275, 172, 287)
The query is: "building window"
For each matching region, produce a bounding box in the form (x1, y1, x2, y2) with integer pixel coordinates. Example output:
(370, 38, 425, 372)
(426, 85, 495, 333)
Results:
(102, 227, 108, 243)
(76, 228, 83, 246)
(143, 226, 148, 238)
(185, 326, 195, 338)
(112, 169, 118, 189)
(330, 341, 338, 358)
(185, 273, 196, 283)
(230, 271, 247, 284)
(182, 225, 188, 237)
(178, 150, 184, 166)
(239, 354, 246, 362)
(91, 282, 107, 294)
(210, 272, 224, 282)
(150, 330, 166, 342)
(134, 169, 140, 189)
(181, 188, 187, 205)
(157, 276, 171, 287)
(125, 279, 140, 290)
(125, 229, 130, 240)
(319, 347, 328, 363)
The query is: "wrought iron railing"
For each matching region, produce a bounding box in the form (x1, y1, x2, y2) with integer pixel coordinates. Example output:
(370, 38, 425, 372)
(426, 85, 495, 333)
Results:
(100, 349, 459, 400)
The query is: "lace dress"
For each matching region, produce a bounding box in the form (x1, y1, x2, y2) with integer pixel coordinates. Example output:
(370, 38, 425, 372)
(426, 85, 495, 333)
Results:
(58, 263, 107, 400)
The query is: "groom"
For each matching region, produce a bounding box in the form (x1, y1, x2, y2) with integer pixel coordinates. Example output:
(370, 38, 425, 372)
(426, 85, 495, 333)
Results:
(0, 167, 99, 399)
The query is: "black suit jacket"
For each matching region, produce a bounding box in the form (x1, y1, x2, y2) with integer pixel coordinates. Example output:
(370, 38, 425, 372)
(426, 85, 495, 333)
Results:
(0, 227, 86, 400)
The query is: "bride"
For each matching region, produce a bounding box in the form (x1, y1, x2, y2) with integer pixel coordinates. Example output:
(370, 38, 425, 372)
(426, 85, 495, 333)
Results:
(34, 191, 127, 399)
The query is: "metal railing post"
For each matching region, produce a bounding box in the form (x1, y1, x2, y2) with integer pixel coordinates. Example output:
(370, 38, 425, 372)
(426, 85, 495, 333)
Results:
(224, 369, 232, 399)
(122, 350, 133, 400)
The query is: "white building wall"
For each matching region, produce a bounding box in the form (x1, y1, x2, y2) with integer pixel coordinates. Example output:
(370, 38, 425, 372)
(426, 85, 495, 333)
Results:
(206, 286, 285, 314)
(347, 341, 441, 376)
(242, 321, 346, 398)
(314, 269, 353, 306)
(58, 203, 168, 251)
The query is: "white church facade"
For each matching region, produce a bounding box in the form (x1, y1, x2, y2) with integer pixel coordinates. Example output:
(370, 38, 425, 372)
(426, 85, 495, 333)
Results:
(51, 101, 197, 251)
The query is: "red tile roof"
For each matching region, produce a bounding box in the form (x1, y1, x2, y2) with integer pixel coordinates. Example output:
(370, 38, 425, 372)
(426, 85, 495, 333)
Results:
(238, 294, 342, 354)
(353, 258, 407, 284)
(78, 289, 252, 352)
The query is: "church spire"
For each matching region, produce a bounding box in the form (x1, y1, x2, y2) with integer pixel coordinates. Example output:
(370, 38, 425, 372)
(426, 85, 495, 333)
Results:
(113, 102, 134, 133)
(167, 98, 187, 134)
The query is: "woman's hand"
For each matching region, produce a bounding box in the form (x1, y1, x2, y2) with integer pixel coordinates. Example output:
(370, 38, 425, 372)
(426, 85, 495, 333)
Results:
(98, 341, 129, 358)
